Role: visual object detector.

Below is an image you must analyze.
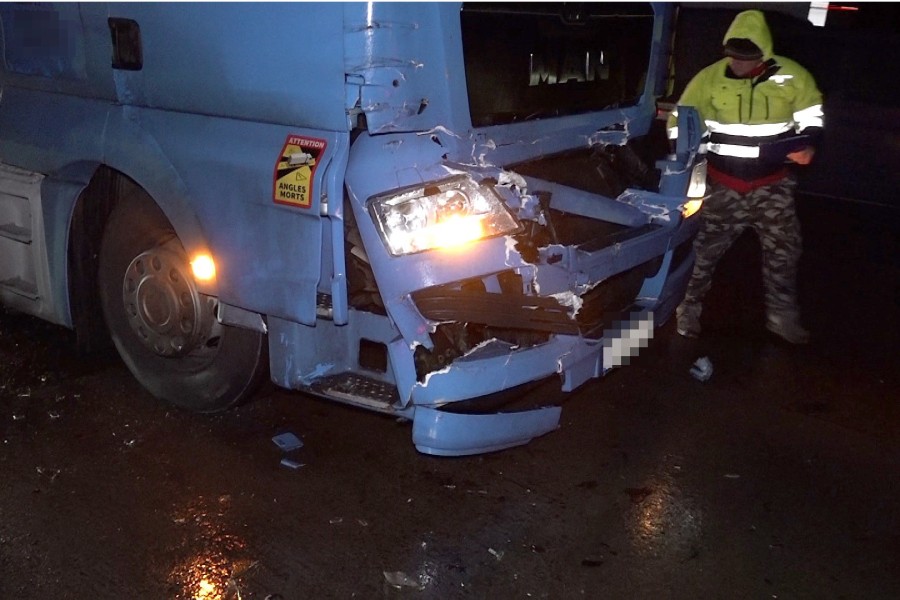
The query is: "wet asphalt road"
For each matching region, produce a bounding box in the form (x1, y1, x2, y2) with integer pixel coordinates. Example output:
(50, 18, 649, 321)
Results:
(1, 195, 898, 599)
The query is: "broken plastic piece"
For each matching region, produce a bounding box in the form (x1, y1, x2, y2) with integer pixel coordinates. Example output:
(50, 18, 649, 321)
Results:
(272, 432, 303, 452)
(690, 356, 713, 382)
(412, 405, 561, 456)
(280, 458, 305, 470)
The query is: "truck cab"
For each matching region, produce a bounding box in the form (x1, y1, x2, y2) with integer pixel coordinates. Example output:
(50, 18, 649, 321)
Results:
(0, 2, 706, 454)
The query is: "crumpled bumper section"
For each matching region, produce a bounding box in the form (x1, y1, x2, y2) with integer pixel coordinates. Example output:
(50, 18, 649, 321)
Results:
(409, 309, 656, 456)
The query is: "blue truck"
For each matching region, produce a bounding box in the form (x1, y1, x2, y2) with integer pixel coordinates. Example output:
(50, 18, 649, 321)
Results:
(0, 2, 706, 455)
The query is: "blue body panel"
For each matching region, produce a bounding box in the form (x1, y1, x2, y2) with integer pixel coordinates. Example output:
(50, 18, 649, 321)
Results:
(413, 406, 562, 457)
(0, 2, 703, 455)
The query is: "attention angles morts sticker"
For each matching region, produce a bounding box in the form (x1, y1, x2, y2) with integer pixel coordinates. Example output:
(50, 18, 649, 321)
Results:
(273, 135, 327, 208)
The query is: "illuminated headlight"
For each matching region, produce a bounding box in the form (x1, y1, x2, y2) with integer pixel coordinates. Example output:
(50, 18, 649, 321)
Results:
(682, 159, 707, 219)
(369, 176, 520, 255)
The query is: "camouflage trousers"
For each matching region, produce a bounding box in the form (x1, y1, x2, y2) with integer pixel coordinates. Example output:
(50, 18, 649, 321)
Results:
(681, 177, 803, 319)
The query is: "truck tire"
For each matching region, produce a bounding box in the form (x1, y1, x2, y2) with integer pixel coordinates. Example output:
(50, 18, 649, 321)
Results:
(98, 192, 268, 413)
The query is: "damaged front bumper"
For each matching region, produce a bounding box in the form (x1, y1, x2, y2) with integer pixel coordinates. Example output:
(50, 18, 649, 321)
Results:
(280, 109, 707, 455)
(358, 165, 697, 455)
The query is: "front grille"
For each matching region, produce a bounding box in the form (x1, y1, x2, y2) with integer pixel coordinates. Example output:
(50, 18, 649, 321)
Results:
(413, 257, 661, 336)
(461, 2, 655, 127)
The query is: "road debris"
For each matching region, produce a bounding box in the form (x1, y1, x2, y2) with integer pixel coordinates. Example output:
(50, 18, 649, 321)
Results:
(273, 432, 305, 470)
(383, 571, 424, 590)
(690, 356, 713, 382)
(36, 466, 60, 480)
(271, 432, 303, 452)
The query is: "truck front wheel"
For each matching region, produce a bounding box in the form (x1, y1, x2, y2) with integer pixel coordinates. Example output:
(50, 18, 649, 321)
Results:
(98, 192, 267, 413)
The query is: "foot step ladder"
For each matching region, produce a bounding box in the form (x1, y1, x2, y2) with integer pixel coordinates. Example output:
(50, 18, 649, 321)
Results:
(310, 372, 403, 415)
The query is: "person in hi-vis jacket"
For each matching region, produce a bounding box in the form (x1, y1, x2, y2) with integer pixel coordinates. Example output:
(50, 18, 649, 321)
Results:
(668, 9, 824, 344)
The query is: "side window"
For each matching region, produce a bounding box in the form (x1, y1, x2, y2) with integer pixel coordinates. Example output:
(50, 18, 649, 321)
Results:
(0, 3, 86, 79)
(108, 18, 142, 71)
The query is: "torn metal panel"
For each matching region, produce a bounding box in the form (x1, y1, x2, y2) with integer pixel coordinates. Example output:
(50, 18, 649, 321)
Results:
(343, 4, 451, 135)
(587, 119, 632, 147)
(615, 190, 683, 222)
(517, 178, 647, 226)
(410, 336, 565, 406)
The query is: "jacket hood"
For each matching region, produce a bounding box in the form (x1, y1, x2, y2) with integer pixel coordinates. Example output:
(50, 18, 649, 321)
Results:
(723, 10, 774, 61)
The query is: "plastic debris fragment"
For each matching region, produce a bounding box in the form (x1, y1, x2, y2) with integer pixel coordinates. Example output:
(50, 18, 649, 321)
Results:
(690, 356, 713, 382)
(271, 432, 303, 452)
(280, 458, 304, 470)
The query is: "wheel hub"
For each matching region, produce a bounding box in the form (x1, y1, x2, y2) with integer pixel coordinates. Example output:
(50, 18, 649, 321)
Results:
(122, 242, 212, 357)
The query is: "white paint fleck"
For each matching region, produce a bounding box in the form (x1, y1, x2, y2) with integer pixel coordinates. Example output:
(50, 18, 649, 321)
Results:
(551, 291, 584, 317)
(298, 362, 335, 386)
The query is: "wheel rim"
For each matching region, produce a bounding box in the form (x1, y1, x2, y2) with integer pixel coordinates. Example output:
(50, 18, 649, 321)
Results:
(121, 240, 213, 357)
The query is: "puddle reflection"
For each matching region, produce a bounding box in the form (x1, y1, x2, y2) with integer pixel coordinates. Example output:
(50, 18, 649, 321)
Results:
(168, 494, 255, 600)
(627, 477, 703, 557)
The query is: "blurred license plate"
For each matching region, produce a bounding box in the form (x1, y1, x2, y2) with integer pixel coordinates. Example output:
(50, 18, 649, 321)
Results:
(602, 310, 654, 370)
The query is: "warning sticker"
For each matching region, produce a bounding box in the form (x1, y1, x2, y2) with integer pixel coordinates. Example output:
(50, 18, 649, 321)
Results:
(273, 134, 327, 208)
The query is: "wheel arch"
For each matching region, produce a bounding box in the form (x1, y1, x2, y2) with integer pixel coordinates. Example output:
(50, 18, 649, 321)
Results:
(65, 159, 215, 353)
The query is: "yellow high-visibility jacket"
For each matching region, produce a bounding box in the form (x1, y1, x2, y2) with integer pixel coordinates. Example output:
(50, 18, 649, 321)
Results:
(668, 10, 824, 185)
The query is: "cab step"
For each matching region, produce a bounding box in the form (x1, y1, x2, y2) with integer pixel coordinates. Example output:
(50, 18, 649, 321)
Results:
(309, 373, 401, 414)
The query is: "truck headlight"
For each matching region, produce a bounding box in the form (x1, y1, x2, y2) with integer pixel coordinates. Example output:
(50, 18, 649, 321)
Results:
(369, 176, 520, 255)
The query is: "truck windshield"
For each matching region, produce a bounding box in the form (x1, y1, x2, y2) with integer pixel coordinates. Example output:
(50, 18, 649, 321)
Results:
(461, 2, 655, 127)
